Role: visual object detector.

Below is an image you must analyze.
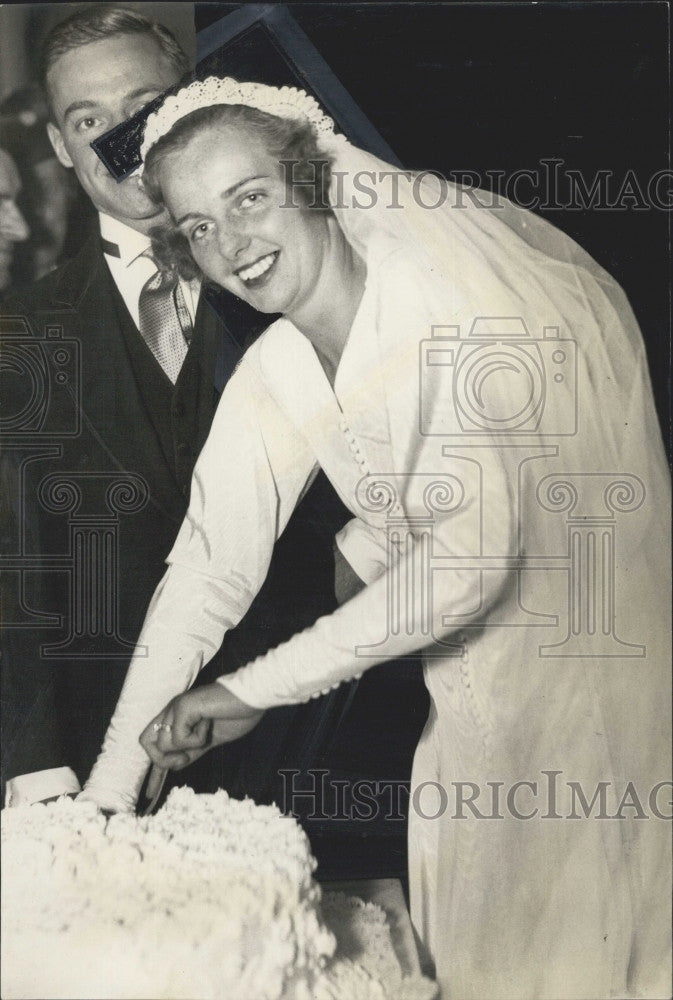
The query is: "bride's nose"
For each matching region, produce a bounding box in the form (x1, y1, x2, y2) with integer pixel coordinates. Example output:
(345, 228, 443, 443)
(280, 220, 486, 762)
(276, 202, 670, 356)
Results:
(217, 221, 251, 262)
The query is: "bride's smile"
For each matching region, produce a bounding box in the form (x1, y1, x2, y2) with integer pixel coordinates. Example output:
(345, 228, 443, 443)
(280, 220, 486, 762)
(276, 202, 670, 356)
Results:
(235, 249, 279, 285)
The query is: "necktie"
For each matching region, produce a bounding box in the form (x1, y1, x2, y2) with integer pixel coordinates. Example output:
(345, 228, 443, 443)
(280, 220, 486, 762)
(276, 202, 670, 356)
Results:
(138, 253, 193, 384)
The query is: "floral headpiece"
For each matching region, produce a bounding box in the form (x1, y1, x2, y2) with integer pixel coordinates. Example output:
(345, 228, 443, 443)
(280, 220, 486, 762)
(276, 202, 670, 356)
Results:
(140, 76, 343, 170)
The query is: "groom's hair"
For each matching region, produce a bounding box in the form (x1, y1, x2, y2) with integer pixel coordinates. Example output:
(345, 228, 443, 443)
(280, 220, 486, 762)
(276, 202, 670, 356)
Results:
(39, 5, 189, 117)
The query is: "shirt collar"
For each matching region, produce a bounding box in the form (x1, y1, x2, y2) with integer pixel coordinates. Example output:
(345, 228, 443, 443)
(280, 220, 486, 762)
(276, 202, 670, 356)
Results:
(99, 213, 152, 267)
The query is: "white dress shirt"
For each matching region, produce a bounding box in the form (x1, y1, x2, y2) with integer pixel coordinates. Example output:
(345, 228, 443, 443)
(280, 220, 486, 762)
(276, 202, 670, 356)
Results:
(4, 767, 81, 807)
(99, 213, 200, 328)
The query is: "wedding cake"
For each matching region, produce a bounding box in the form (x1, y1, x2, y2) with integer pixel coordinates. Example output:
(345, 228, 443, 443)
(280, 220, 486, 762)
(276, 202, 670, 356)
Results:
(1, 787, 436, 1000)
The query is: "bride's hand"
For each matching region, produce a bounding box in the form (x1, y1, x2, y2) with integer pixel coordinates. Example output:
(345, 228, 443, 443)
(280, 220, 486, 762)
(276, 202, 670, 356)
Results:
(139, 683, 263, 773)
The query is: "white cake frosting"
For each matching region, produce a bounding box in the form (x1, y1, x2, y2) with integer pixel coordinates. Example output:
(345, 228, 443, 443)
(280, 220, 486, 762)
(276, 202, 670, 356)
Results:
(318, 893, 438, 1000)
(1, 788, 436, 1000)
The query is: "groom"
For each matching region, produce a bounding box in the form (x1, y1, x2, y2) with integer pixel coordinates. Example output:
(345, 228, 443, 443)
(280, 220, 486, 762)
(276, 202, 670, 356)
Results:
(1, 5, 349, 805)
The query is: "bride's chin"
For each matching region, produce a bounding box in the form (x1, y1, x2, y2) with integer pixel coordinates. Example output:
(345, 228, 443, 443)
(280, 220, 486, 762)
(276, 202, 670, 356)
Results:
(226, 286, 276, 314)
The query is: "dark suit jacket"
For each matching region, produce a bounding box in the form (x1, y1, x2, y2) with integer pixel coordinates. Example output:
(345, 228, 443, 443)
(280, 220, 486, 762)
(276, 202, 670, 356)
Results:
(1, 235, 351, 803)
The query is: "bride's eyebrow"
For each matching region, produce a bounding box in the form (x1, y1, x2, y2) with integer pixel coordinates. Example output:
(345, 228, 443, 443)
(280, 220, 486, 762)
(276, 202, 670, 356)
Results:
(222, 174, 270, 200)
(175, 211, 204, 226)
(175, 176, 271, 226)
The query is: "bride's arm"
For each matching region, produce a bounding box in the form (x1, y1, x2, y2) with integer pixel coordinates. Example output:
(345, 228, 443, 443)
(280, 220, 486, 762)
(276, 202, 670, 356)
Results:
(334, 518, 389, 590)
(217, 436, 515, 712)
(81, 359, 317, 812)
(141, 428, 516, 774)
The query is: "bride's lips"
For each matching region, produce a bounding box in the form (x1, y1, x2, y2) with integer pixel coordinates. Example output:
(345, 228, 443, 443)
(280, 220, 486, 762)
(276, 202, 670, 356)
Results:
(235, 251, 280, 289)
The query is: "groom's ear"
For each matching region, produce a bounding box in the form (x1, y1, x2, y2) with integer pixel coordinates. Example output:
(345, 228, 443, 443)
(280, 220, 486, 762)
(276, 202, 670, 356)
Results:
(46, 122, 74, 169)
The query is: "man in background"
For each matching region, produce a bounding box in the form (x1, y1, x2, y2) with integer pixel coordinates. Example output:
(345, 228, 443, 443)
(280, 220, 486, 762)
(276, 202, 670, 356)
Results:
(1, 5, 349, 807)
(0, 146, 29, 291)
(1, 84, 82, 285)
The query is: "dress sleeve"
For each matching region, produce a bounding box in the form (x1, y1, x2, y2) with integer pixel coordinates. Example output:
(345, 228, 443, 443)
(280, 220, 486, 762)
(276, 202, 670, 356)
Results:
(334, 518, 389, 585)
(219, 443, 515, 710)
(82, 354, 318, 812)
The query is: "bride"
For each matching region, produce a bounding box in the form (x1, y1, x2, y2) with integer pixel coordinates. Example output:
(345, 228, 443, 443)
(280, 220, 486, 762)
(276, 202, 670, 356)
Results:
(82, 77, 671, 999)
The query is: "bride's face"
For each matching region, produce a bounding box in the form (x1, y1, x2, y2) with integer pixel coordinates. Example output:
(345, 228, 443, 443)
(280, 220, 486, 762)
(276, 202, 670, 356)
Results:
(157, 123, 329, 316)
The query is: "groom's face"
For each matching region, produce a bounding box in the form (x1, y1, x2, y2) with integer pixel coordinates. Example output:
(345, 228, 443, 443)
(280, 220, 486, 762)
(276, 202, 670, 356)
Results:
(46, 33, 180, 232)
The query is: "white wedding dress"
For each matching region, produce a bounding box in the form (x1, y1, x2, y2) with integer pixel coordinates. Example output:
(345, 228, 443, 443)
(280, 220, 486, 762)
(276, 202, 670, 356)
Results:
(84, 191, 671, 998)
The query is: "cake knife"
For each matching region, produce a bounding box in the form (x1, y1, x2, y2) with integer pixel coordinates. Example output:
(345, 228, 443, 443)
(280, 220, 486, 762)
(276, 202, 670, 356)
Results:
(141, 765, 168, 816)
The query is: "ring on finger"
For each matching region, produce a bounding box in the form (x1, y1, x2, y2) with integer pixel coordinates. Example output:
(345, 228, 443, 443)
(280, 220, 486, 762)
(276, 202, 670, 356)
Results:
(152, 722, 173, 734)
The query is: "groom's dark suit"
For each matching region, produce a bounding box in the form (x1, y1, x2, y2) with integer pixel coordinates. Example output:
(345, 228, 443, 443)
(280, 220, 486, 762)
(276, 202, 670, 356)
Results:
(1, 233, 350, 801)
